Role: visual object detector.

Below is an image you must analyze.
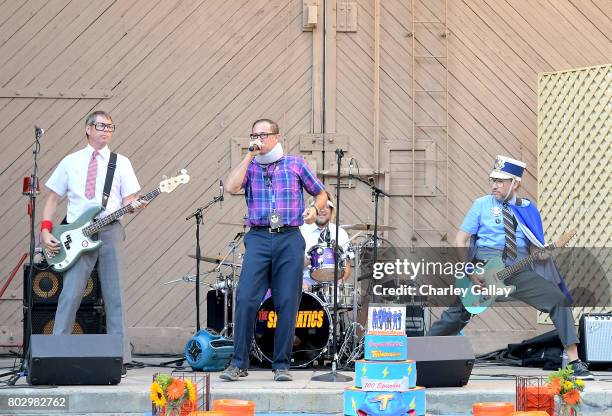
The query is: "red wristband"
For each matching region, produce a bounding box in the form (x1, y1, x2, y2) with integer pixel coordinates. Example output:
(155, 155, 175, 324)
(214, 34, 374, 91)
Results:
(40, 220, 53, 232)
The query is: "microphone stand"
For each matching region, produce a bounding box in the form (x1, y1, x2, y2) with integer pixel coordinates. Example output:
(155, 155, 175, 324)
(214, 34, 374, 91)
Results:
(349, 174, 390, 271)
(185, 193, 224, 332)
(311, 149, 352, 382)
(5, 127, 43, 385)
(162, 191, 223, 368)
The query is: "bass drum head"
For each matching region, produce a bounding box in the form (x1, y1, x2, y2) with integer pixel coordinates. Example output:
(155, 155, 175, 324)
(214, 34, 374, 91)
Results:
(254, 292, 330, 368)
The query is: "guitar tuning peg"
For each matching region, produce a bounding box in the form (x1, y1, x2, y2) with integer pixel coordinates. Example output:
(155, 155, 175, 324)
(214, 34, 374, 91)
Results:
(180, 169, 187, 174)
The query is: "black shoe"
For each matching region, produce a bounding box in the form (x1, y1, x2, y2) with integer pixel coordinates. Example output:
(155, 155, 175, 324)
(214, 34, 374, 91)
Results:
(273, 368, 293, 381)
(121, 364, 127, 376)
(219, 365, 248, 381)
(571, 360, 594, 380)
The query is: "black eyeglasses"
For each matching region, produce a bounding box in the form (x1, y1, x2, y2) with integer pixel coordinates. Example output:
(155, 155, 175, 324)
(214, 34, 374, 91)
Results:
(89, 122, 115, 132)
(249, 132, 276, 140)
(489, 178, 511, 185)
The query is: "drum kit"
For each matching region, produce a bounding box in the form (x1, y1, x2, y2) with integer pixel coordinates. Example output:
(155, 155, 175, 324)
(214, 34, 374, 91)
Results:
(168, 221, 396, 369)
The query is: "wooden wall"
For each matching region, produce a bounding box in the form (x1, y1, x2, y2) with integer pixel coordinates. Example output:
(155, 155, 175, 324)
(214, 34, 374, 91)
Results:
(0, 0, 609, 354)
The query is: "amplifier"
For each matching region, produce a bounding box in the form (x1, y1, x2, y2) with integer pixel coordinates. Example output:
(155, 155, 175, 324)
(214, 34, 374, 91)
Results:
(406, 304, 426, 337)
(24, 262, 101, 306)
(579, 313, 612, 364)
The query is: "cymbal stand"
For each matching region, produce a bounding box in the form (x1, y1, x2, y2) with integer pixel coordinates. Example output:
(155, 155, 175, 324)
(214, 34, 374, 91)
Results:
(217, 232, 244, 339)
(337, 242, 364, 369)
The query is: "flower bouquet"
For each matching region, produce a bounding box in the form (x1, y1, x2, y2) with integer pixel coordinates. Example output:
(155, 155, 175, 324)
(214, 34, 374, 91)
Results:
(547, 366, 586, 416)
(150, 373, 197, 416)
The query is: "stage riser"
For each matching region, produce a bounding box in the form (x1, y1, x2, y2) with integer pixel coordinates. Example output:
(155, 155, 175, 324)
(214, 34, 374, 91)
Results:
(0, 387, 610, 415)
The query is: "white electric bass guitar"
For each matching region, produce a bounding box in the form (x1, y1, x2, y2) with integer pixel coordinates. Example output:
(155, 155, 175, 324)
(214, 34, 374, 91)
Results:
(43, 170, 190, 271)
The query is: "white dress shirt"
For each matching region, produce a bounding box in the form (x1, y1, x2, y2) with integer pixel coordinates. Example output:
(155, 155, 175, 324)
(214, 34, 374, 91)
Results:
(45, 144, 141, 223)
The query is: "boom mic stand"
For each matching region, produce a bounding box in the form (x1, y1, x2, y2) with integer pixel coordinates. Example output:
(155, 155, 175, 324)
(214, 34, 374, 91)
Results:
(349, 175, 390, 265)
(185, 184, 224, 332)
(4, 127, 44, 385)
(162, 185, 224, 368)
(350, 173, 390, 297)
(311, 149, 352, 383)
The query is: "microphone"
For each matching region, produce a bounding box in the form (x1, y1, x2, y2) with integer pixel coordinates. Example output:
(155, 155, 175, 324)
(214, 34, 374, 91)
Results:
(248, 143, 260, 152)
(348, 158, 354, 188)
(219, 179, 224, 208)
(35, 126, 45, 138)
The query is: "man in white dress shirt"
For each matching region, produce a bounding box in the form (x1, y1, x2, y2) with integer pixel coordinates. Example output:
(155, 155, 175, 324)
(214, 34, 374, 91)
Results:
(300, 192, 352, 287)
(40, 111, 145, 372)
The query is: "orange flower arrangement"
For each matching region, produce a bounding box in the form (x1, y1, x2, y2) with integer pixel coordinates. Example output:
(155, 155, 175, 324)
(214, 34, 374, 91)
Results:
(150, 374, 196, 416)
(547, 366, 586, 414)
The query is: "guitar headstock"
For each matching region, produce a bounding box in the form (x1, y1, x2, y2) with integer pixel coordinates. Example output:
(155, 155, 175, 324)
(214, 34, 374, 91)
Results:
(553, 228, 577, 249)
(159, 169, 190, 193)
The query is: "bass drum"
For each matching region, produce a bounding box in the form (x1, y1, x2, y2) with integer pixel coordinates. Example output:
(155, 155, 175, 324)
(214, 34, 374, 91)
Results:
(254, 292, 331, 368)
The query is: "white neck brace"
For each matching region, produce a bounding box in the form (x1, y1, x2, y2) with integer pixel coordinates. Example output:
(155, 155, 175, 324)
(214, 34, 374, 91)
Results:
(255, 143, 284, 164)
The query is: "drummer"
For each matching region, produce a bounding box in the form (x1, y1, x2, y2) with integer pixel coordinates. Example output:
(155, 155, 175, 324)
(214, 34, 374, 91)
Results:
(300, 191, 352, 288)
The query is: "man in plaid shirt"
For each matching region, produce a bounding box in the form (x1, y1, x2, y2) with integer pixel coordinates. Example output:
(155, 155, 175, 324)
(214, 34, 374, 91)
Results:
(222, 118, 327, 382)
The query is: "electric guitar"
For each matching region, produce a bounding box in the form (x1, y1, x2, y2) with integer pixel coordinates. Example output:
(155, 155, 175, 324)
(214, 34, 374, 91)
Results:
(43, 170, 190, 272)
(456, 229, 576, 314)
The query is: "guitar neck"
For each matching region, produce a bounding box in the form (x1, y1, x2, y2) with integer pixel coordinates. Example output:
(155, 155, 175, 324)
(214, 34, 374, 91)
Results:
(497, 243, 557, 280)
(83, 188, 161, 236)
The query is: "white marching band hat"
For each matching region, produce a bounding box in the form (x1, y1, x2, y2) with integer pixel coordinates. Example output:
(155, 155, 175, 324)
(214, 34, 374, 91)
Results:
(490, 155, 526, 181)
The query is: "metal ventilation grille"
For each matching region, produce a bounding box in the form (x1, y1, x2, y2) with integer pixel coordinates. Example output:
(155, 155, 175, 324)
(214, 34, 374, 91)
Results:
(537, 64, 611, 325)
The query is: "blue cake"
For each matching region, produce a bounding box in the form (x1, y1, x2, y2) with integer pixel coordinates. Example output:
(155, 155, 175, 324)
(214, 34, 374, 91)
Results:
(343, 386, 426, 415)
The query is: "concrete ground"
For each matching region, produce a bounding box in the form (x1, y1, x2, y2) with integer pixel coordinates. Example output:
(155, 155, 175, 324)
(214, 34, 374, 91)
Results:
(0, 357, 611, 415)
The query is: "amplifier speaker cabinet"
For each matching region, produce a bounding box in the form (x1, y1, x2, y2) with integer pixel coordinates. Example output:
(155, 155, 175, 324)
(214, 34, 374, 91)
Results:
(27, 334, 122, 385)
(23, 262, 101, 306)
(579, 313, 612, 364)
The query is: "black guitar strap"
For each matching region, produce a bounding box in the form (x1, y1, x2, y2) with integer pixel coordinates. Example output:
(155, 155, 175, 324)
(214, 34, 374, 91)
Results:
(101, 152, 117, 210)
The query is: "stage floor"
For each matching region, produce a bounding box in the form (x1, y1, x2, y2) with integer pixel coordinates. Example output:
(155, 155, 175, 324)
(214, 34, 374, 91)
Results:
(1, 357, 611, 415)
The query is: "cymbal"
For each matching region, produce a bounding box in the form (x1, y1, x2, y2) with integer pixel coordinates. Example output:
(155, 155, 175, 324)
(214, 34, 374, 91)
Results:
(341, 223, 397, 231)
(187, 254, 241, 268)
(218, 221, 246, 227)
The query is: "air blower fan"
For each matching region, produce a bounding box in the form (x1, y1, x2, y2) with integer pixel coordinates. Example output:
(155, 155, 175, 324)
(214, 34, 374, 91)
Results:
(184, 329, 234, 371)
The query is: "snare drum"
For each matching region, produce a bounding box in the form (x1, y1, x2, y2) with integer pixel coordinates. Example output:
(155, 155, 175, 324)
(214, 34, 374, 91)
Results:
(254, 292, 331, 368)
(307, 243, 345, 282)
(310, 282, 355, 309)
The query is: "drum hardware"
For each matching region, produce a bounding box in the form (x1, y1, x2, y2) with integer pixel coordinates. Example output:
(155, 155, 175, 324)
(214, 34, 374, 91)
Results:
(186, 253, 242, 268)
(218, 221, 246, 227)
(217, 233, 243, 339)
(341, 223, 397, 232)
(310, 282, 356, 309)
(337, 321, 365, 369)
(254, 292, 332, 368)
(311, 148, 352, 383)
(162, 270, 217, 285)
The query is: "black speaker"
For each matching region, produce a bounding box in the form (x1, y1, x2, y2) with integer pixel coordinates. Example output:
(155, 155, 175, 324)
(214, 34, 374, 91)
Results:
(407, 336, 474, 387)
(23, 262, 101, 306)
(23, 306, 106, 358)
(27, 334, 122, 385)
(579, 313, 612, 364)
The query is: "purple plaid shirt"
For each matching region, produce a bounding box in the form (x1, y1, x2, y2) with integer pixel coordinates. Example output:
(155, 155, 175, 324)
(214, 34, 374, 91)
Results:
(241, 155, 325, 227)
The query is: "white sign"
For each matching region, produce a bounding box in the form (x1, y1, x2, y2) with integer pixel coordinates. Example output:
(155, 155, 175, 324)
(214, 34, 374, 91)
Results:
(361, 376, 410, 392)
